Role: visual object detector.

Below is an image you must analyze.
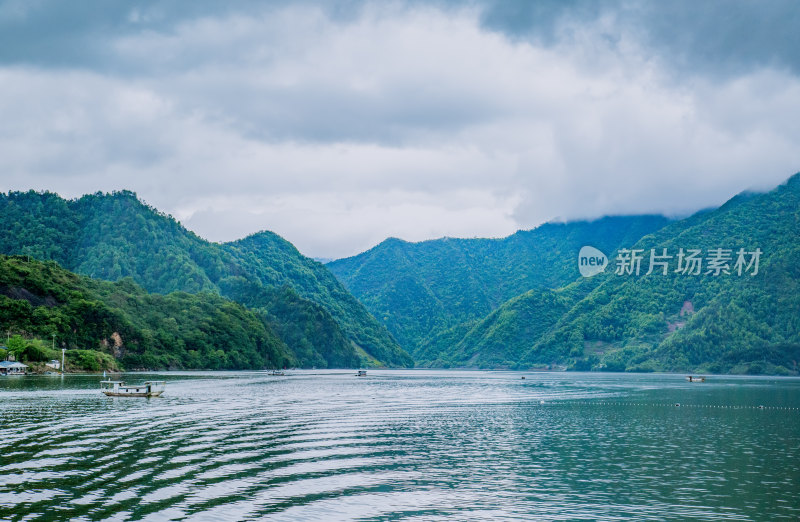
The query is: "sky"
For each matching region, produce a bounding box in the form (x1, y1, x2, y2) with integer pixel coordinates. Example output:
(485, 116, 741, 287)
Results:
(1, 0, 798, 259)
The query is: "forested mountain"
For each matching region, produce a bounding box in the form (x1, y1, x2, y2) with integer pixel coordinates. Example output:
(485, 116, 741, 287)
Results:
(417, 173, 800, 374)
(0, 255, 294, 370)
(224, 233, 410, 366)
(517, 173, 800, 374)
(328, 215, 670, 354)
(4, 173, 797, 374)
(413, 287, 575, 368)
(0, 191, 411, 367)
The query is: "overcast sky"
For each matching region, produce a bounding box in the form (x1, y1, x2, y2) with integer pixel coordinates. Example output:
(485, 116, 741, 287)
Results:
(1, 0, 798, 258)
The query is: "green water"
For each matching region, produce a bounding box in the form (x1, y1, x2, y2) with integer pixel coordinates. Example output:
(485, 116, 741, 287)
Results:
(1, 371, 798, 520)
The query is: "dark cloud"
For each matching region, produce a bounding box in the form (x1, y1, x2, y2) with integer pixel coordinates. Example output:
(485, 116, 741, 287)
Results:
(0, 0, 363, 69)
(0, 1, 797, 258)
(4, 1, 798, 76)
(478, 0, 603, 42)
(630, 1, 800, 77)
(477, 0, 800, 77)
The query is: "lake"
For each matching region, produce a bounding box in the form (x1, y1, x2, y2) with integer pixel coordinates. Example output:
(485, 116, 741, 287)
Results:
(1, 371, 798, 520)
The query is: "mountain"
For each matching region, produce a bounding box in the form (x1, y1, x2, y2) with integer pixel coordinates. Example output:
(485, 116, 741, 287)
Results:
(5, 172, 797, 374)
(327, 215, 670, 354)
(413, 287, 575, 368)
(0, 190, 411, 367)
(421, 173, 800, 374)
(516, 173, 800, 374)
(0, 255, 293, 370)
(223, 232, 410, 366)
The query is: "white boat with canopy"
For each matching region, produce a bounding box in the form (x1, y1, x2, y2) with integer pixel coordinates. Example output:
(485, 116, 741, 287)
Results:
(100, 380, 165, 397)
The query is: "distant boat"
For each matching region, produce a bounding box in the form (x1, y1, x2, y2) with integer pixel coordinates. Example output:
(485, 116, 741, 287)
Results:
(356, 370, 367, 377)
(686, 375, 706, 383)
(101, 380, 165, 397)
(269, 370, 286, 376)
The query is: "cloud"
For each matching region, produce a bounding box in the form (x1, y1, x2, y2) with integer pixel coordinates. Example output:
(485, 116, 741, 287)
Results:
(180, 189, 521, 256)
(476, 0, 800, 77)
(0, 1, 798, 258)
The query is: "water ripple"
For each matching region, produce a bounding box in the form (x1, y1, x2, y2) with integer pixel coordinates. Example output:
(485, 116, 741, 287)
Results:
(1, 371, 798, 520)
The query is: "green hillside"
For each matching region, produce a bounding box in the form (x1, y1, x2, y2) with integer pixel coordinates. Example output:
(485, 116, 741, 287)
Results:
(445, 173, 800, 374)
(329, 173, 800, 374)
(328, 216, 670, 354)
(0, 191, 410, 367)
(0, 255, 293, 370)
(415, 287, 575, 368)
(518, 173, 800, 374)
(4, 173, 797, 374)
(225, 232, 411, 367)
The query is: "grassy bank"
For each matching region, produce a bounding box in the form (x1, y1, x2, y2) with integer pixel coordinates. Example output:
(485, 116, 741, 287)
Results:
(2, 334, 121, 373)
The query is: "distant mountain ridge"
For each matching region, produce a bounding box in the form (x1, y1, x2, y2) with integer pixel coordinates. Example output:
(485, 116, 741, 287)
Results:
(0, 190, 411, 368)
(513, 173, 800, 374)
(3, 172, 798, 374)
(328, 215, 671, 354)
(330, 173, 800, 374)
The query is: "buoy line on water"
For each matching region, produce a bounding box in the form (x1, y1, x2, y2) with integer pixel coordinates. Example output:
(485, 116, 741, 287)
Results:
(537, 401, 800, 411)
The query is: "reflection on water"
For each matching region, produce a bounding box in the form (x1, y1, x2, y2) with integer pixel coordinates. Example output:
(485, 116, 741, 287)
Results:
(1, 371, 798, 520)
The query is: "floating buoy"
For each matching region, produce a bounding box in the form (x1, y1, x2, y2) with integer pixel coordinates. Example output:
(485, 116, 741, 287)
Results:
(674, 403, 681, 407)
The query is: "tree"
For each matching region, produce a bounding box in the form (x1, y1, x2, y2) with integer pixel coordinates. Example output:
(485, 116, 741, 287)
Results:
(7, 334, 25, 360)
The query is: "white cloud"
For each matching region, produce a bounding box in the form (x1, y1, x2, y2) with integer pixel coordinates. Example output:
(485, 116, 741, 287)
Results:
(180, 189, 521, 256)
(0, 4, 798, 258)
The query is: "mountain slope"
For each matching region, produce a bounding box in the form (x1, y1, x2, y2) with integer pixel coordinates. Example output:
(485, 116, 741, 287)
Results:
(499, 173, 800, 374)
(415, 287, 575, 368)
(328, 215, 671, 354)
(0, 255, 294, 370)
(0, 190, 410, 367)
(225, 232, 412, 367)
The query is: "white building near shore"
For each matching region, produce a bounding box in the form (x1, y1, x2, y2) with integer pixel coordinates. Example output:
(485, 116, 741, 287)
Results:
(0, 361, 28, 375)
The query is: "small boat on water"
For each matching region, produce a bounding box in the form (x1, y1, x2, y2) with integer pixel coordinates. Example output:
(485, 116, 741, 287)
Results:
(686, 375, 706, 383)
(100, 380, 165, 397)
(269, 370, 286, 376)
(356, 370, 367, 377)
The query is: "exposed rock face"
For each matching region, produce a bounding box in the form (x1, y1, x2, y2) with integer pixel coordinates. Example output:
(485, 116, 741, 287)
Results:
(110, 332, 124, 358)
(0, 285, 59, 307)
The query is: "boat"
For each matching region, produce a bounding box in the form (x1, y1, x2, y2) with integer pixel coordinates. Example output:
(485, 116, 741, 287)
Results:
(100, 380, 165, 397)
(686, 375, 705, 383)
(356, 370, 367, 377)
(269, 370, 286, 376)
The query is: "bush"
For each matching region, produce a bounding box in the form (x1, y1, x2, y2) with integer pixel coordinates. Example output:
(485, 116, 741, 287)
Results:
(23, 343, 49, 362)
(66, 350, 120, 372)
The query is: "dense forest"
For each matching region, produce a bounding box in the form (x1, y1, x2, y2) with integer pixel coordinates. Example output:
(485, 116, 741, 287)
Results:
(328, 215, 670, 355)
(2, 173, 798, 374)
(513, 173, 800, 375)
(0, 191, 411, 368)
(0, 255, 293, 370)
(332, 173, 800, 375)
